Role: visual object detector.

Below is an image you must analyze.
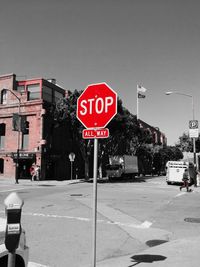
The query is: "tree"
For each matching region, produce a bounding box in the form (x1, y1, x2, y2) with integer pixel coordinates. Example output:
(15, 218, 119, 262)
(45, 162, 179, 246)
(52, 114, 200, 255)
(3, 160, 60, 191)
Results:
(53, 90, 141, 178)
(105, 99, 140, 155)
(177, 132, 200, 153)
(53, 90, 180, 179)
(158, 146, 183, 172)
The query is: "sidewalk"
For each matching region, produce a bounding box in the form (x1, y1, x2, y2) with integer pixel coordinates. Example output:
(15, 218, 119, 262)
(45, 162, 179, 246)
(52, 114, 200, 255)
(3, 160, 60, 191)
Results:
(95, 185, 200, 267)
(0, 177, 84, 186)
(96, 235, 200, 267)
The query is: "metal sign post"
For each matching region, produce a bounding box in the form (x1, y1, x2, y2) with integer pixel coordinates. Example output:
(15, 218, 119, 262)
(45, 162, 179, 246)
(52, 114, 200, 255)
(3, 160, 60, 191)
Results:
(189, 120, 199, 164)
(76, 82, 117, 267)
(92, 138, 98, 267)
(7, 253, 16, 267)
(69, 153, 75, 180)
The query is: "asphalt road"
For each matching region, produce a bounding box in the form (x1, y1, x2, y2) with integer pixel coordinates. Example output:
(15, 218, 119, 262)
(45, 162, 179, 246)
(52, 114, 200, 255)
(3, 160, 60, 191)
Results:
(1, 176, 200, 267)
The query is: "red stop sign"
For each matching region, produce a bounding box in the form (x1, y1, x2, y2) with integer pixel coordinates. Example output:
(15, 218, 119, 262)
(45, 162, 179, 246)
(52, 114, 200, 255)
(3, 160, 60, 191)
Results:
(77, 83, 117, 129)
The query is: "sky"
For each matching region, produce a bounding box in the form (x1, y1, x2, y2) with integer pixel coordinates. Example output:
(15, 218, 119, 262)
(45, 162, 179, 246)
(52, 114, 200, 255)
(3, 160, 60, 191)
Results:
(0, 0, 200, 145)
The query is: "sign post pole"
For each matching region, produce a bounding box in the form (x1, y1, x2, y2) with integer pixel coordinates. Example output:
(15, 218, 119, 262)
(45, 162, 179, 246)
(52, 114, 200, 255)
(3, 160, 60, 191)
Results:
(193, 138, 196, 165)
(4, 192, 24, 267)
(76, 82, 117, 267)
(92, 138, 98, 267)
(69, 153, 75, 180)
(189, 120, 198, 165)
(70, 161, 73, 180)
(7, 253, 16, 267)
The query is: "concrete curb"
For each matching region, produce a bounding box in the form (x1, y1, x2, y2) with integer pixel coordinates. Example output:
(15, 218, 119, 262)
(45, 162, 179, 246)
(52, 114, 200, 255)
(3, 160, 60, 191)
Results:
(28, 262, 50, 267)
(96, 235, 200, 267)
(0, 178, 84, 186)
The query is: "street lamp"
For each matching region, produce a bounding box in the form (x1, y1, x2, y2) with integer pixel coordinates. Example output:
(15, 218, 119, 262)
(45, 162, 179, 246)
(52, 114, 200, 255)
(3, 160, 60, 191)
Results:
(4, 89, 21, 184)
(165, 91, 194, 120)
(165, 91, 196, 164)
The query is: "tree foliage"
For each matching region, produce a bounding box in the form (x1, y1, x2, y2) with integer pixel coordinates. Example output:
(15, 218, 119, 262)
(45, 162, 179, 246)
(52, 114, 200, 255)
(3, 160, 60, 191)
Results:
(177, 132, 200, 153)
(159, 146, 183, 162)
(52, 89, 183, 177)
(53, 90, 142, 177)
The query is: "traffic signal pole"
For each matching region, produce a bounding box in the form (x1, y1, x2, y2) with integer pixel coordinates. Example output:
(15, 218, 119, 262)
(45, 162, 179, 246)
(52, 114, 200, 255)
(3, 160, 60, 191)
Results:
(4, 89, 21, 184)
(15, 100, 21, 184)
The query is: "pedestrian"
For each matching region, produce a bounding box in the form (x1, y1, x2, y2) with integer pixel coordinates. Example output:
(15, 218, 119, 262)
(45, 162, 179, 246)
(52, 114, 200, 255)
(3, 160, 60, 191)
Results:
(191, 164, 198, 187)
(180, 168, 190, 192)
(35, 165, 40, 181)
(30, 164, 36, 181)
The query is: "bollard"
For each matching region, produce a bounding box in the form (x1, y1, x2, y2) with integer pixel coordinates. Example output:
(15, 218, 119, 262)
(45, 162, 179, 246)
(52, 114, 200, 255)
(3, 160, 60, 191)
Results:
(4, 192, 24, 267)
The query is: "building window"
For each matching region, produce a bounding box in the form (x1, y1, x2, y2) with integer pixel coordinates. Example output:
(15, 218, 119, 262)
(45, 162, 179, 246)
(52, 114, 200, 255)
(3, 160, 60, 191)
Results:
(1, 89, 7, 104)
(22, 133, 29, 150)
(54, 91, 64, 103)
(0, 158, 4, 173)
(0, 124, 5, 149)
(27, 84, 40, 100)
(22, 120, 29, 150)
(42, 86, 53, 102)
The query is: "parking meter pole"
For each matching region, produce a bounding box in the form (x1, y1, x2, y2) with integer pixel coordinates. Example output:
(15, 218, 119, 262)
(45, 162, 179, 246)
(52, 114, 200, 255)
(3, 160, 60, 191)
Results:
(92, 138, 98, 267)
(4, 192, 24, 267)
(7, 252, 16, 267)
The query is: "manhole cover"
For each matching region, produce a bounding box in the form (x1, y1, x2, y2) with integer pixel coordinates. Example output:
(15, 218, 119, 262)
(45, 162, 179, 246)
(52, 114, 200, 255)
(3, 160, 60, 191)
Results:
(39, 184, 55, 187)
(70, 194, 83, 197)
(184, 218, 200, 223)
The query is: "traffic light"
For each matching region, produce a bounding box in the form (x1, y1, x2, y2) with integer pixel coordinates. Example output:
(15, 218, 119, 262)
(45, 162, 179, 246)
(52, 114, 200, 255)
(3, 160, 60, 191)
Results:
(20, 116, 29, 134)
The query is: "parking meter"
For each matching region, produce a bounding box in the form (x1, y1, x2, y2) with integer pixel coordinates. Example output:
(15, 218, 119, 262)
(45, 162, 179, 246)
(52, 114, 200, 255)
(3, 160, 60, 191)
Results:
(4, 192, 24, 253)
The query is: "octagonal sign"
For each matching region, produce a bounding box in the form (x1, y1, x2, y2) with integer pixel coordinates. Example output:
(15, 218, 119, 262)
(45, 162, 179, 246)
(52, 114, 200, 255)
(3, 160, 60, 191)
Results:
(77, 83, 117, 129)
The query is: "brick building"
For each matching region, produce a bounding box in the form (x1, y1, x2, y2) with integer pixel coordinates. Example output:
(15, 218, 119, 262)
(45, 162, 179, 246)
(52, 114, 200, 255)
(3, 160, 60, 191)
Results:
(0, 73, 76, 181)
(138, 119, 167, 146)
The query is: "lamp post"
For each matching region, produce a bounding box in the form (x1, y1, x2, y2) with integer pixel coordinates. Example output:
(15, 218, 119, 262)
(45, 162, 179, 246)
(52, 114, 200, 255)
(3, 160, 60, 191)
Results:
(165, 91, 196, 164)
(4, 89, 21, 184)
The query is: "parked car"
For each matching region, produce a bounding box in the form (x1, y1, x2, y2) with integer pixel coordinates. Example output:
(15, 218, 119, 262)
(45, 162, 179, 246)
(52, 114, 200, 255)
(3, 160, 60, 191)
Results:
(0, 217, 29, 267)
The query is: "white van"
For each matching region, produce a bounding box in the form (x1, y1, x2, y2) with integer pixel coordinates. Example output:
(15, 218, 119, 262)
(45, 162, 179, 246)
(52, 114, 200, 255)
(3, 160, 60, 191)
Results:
(166, 161, 194, 185)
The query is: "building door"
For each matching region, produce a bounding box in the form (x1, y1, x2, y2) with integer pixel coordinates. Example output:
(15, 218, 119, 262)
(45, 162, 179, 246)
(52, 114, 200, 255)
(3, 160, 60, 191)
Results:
(19, 159, 34, 179)
(46, 161, 55, 180)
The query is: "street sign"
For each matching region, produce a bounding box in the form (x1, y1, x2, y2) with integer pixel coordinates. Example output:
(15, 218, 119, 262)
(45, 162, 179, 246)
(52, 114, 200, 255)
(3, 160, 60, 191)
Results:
(82, 128, 109, 139)
(189, 129, 199, 138)
(189, 120, 199, 138)
(189, 120, 198, 129)
(77, 83, 117, 129)
(69, 152, 75, 162)
(77, 82, 117, 267)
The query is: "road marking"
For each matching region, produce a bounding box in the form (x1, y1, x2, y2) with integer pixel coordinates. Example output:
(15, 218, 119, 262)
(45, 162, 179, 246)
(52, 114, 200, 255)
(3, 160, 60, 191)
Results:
(22, 211, 151, 229)
(28, 262, 50, 267)
(0, 187, 27, 193)
(175, 192, 186, 197)
(141, 220, 152, 228)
